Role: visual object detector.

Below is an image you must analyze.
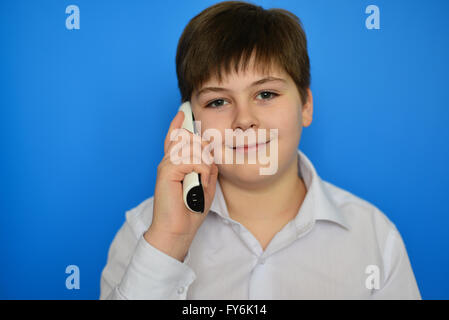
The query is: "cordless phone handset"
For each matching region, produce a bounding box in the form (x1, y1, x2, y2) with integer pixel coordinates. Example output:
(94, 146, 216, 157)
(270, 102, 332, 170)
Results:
(178, 101, 205, 213)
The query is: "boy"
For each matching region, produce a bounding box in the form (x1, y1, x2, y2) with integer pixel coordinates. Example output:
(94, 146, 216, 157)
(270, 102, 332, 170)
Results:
(100, 1, 421, 299)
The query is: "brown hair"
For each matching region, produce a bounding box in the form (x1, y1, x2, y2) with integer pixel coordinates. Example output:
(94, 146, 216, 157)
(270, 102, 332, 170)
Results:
(175, 0, 310, 106)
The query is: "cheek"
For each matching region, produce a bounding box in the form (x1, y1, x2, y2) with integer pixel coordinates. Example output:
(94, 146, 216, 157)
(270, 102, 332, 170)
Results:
(271, 108, 302, 156)
(196, 113, 219, 134)
(269, 107, 301, 136)
(196, 116, 229, 147)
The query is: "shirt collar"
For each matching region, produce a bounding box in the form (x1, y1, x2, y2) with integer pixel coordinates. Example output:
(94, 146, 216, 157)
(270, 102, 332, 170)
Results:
(209, 149, 350, 231)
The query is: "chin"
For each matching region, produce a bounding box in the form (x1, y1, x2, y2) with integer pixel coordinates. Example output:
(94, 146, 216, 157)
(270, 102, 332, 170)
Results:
(218, 162, 280, 185)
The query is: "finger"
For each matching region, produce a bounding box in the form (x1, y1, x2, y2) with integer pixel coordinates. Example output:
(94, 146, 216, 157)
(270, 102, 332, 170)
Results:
(201, 142, 216, 165)
(191, 134, 216, 161)
(167, 157, 212, 185)
(166, 129, 190, 162)
(166, 131, 215, 164)
(164, 111, 184, 154)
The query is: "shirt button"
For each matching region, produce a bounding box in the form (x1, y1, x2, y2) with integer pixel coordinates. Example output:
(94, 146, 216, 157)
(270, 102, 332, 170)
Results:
(258, 257, 266, 265)
(177, 287, 185, 295)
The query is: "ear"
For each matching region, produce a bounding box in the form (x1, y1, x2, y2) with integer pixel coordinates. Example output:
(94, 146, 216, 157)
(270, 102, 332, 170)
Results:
(302, 88, 313, 128)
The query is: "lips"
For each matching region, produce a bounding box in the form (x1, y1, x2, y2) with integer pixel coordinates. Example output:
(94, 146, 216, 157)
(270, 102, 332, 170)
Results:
(232, 140, 270, 150)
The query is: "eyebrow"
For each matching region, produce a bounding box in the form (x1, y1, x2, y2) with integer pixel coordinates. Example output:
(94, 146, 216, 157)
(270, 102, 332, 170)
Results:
(195, 76, 287, 99)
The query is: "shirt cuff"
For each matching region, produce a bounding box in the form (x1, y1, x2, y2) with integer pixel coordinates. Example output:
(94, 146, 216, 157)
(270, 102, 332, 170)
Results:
(118, 234, 196, 299)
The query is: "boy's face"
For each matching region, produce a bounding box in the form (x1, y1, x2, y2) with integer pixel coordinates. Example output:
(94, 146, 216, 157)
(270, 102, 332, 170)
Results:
(190, 57, 313, 186)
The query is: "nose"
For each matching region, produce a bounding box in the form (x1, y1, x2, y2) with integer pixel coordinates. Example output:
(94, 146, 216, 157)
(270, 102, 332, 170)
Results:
(231, 102, 259, 132)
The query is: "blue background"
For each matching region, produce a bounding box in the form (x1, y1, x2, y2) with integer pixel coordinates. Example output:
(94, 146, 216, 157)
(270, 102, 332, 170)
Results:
(1, 0, 448, 299)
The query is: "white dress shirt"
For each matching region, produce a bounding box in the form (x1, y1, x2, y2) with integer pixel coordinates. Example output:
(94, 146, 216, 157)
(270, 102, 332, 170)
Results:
(100, 149, 421, 300)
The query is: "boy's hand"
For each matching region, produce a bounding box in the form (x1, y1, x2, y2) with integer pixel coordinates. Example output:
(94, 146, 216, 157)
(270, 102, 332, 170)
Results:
(144, 111, 219, 261)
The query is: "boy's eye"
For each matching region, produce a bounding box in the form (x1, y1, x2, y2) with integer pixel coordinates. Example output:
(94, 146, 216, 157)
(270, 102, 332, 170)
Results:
(207, 99, 228, 109)
(256, 91, 278, 100)
(206, 91, 279, 109)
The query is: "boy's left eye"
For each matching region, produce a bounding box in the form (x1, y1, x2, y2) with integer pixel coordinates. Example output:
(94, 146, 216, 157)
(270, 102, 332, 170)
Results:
(257, 91, 278, 100)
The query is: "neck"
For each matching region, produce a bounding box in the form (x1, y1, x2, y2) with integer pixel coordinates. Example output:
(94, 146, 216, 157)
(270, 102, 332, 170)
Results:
(218, 153, 306, 224)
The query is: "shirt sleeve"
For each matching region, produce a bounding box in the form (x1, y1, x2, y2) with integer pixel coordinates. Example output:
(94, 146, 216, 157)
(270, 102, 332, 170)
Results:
(99, 218, 196, 300)
(372, 226, 421, 300)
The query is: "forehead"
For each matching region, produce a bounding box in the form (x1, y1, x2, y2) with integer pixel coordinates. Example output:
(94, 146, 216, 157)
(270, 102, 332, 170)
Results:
(202, 60, 288, 87)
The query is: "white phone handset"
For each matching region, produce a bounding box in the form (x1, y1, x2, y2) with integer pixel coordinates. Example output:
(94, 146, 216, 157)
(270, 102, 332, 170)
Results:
(178, 101, 205, 213)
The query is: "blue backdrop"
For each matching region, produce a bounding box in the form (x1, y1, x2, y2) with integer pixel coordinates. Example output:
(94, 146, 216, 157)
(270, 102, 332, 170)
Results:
(1, 0, 448, 299)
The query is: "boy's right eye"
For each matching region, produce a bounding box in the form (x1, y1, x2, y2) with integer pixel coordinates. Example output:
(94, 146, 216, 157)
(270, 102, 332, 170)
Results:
(206, 99, 228, 109)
